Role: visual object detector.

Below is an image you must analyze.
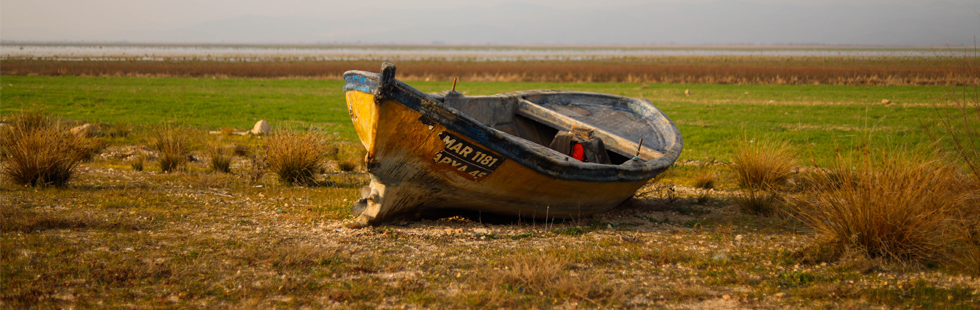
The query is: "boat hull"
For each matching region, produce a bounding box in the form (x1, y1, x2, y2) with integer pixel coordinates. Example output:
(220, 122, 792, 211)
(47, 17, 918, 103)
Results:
(344, 63, 681, 226)
(348, 90, 647, 223)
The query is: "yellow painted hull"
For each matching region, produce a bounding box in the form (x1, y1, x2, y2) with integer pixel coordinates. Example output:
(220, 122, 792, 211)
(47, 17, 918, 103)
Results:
(344, 63, 681, 226)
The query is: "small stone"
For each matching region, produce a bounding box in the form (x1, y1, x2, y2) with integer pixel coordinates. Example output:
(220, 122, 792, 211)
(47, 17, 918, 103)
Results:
(472, 228, 489, 235)
(71, 123, 97, 137)
(250, 120, 270, 135)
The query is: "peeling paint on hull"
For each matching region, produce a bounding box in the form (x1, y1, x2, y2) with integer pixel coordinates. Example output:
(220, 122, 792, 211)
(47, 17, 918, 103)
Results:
(344, 63, 682, 226)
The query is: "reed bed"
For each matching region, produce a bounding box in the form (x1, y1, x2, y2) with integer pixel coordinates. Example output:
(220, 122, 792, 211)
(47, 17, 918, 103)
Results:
(2, 57, 975, 86)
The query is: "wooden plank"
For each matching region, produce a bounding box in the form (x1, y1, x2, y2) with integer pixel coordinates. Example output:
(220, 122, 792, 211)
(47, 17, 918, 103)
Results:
(515, 99, 664, 160)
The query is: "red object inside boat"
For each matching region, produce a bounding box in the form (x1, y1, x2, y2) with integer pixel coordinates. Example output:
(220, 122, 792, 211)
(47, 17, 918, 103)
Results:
(572, 143, 584, 161)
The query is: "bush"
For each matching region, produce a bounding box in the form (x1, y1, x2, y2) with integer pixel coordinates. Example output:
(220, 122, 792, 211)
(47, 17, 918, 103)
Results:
(266, 131, 327, 185)
(793, 148, 973, 266)
(151, 127, 191, 173)
(731, 137, 796, 190)
(0, 111, 87, 187)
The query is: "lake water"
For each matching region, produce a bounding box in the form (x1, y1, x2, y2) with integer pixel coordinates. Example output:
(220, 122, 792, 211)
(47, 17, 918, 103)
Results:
(0, 44, 972, 61)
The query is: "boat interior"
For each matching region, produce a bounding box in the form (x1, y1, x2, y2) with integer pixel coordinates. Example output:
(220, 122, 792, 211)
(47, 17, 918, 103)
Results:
(431, 90, 666, 165)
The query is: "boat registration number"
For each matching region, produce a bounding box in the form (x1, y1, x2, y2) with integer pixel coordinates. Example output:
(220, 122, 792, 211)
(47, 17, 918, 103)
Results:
(432, 131, 505, 180)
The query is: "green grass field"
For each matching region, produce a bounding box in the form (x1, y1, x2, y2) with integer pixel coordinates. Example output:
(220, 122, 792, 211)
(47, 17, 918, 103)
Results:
(0, 75, 959, 164)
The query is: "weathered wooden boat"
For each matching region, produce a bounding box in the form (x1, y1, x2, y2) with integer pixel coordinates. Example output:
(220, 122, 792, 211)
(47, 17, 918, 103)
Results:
(344, 63, 682, 226)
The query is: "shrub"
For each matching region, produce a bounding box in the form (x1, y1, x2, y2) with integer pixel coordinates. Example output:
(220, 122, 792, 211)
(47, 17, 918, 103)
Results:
(730, 137, 797, 190)
(266, 130, 327, 185)
(793, 148, 972, 266)
(0, 111, 87, 187)
(151, 127, 191, 173)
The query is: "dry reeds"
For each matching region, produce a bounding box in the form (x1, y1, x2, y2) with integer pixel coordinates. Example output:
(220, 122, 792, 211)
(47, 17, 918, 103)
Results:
(266, 130, 327, 185)
(2, 58, 974, 86)
(151, 127, 191, 173)
(731, 137, 797, 190)
(0, 111, 88, 187)
(793, 148, 975, 267)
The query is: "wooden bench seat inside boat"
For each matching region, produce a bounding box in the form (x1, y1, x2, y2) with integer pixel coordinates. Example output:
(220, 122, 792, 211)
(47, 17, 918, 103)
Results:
(437, 90, 665, 165)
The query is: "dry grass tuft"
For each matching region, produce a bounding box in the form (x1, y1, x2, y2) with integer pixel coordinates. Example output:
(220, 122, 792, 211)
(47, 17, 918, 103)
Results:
(333, 142, 366, 173)
(151, 127, 191, 173)
(734, 189, 783, 216)
(129, 155, 145, 172)
(232, 144, 250, 157)
(793, 148, 975, 267)
(731, 137, 797, 190)
(489, 252, 624, 304)
(205, 142, 232, 173)
(0, 111, 88, 187)
(266, 130, 327, 185)
(692, 161, 718, 189)
(107, 122, 130, 138)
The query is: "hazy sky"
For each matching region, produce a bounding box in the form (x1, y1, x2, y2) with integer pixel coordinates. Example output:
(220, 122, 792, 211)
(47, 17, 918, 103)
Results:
(2, 0, 977, 46)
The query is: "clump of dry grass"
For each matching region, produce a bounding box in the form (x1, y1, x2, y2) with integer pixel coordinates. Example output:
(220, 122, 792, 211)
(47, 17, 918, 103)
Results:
(731, 137, 797, 190)
(107, 122, 130, 138)
(129, 154, 145, 171)
(205, 142, 232, 173)
(232, 144, 250, 157)
(0, 111, 88, 187)
(692, 172, 716, 190)
(332, 142, 365, 173)
(488, 252, 624, 304)
(266, 130, 327, 185)
(734, 189, 782, 216)
(151, 127, 191, 173)
(793, 148, 974, 267)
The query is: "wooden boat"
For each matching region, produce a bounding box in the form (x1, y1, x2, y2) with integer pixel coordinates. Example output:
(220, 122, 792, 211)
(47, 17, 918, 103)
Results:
(344, 63, 682, 226)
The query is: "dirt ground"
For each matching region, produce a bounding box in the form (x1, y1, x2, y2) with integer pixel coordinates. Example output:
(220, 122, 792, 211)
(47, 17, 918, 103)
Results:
(2, 145, 979, 309)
